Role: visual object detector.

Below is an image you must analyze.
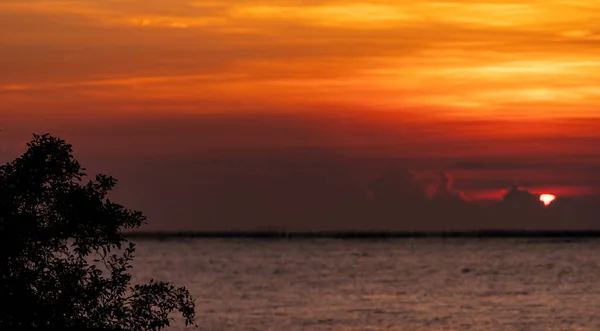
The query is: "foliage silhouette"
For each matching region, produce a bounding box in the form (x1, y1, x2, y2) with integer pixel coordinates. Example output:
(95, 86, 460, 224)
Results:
(0, 134, 196, 330)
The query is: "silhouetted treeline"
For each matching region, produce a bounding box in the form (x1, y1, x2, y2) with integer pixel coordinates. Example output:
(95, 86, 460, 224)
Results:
(126, 230, 600, 240)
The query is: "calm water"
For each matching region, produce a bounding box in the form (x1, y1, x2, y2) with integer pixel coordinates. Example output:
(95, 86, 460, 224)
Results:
(129, 239, 600, 331)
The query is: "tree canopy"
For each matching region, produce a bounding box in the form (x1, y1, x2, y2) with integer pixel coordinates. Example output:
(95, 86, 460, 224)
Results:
(0, 134, 196, 330)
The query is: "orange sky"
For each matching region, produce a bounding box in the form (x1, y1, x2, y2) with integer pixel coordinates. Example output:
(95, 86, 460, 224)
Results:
(2, 0, 600, 120)
(3, 0, 600, 210)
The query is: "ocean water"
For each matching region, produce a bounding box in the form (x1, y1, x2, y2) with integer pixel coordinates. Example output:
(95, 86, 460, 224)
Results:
(129, 238, 600, 331)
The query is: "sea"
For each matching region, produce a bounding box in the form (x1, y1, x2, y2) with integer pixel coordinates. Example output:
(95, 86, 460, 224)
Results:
(128, 238, 600, 331)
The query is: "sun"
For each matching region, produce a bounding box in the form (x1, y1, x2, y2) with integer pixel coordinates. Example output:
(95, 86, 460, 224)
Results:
(539, 193, 556, 206)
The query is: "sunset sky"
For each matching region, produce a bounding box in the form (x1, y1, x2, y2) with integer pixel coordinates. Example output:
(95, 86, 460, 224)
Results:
(2, 0, 600, 230)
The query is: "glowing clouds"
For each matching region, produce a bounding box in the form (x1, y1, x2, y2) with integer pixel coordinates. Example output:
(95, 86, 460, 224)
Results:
(540, 193, 556, 206)
(4, 0, 600, 120)
(230, 4, 413, 28)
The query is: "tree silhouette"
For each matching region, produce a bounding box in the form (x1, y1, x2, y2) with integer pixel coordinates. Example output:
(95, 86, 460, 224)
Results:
(0, 134, 196, 330)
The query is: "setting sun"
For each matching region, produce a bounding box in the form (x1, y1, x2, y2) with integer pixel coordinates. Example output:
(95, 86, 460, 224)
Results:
(540, 194, 556, 206)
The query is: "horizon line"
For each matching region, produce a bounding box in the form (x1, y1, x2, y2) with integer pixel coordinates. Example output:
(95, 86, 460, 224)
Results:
(124, 230, 600, 240)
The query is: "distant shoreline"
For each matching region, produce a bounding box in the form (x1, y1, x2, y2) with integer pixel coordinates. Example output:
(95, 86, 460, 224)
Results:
(124, 231, 600, 240)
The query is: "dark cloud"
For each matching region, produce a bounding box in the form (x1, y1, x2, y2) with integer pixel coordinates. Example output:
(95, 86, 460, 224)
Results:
(74, 151, 600, 232)
(428, 172, 464, 201)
